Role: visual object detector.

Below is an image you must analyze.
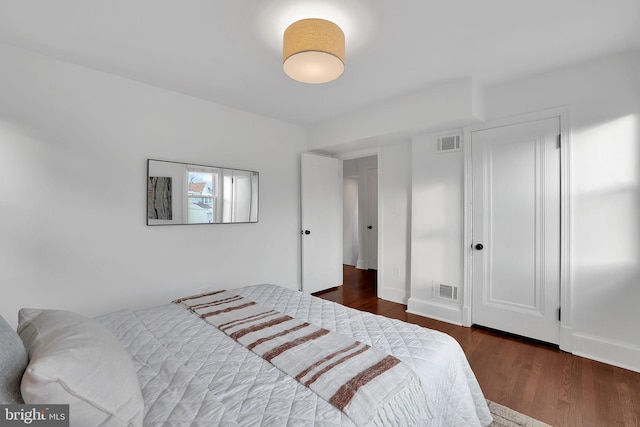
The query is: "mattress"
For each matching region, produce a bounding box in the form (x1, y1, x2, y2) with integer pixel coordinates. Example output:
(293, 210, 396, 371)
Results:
(97, 284, 492, 426)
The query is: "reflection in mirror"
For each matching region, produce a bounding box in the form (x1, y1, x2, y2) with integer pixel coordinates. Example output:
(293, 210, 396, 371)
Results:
(147, 159, 258, 225)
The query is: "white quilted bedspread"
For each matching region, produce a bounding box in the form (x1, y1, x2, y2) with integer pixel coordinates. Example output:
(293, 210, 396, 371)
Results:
(97, 284, 492, 427)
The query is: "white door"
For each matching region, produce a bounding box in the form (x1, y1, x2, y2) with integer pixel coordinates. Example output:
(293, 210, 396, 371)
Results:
(471, 117, 561, 344)
(301, 153, 343, 294)
(364, 167, 378, 269)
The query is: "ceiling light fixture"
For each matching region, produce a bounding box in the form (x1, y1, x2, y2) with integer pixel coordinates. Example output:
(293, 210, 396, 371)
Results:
(283, 18, 345, 84)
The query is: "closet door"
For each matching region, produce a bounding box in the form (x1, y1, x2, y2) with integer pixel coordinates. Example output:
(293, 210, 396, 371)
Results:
(471, 117, 561, 344)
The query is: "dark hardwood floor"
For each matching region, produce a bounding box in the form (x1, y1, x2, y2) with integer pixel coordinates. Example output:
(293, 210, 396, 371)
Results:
(314, 265, 640, 427)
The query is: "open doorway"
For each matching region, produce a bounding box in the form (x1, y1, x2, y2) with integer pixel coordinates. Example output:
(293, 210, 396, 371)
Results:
(342, 155, 378, 277)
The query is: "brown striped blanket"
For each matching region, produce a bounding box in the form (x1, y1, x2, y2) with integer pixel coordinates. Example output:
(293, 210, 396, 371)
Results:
(175, 290, 432, 426)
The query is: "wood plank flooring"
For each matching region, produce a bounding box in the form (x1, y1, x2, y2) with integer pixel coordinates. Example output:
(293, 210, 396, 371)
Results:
(313, 265, 640, 427)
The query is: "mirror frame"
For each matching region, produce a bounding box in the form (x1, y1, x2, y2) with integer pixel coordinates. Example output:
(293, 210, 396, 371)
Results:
(147, 159, 259, 225)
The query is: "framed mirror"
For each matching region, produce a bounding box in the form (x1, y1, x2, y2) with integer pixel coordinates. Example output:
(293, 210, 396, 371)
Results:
(147, 159, 258, 225)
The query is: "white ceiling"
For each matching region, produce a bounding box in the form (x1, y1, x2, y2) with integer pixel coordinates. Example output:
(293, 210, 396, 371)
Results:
(0, 0, 638, 127)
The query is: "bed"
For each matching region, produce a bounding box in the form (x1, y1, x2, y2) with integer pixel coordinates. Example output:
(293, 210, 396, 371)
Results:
(1, 284, 492, 426)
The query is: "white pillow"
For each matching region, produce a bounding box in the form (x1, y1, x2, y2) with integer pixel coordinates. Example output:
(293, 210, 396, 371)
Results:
(18, 309, 144, 427)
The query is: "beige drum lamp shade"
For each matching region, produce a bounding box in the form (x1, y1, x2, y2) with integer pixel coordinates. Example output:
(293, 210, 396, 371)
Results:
(283, 18, 345, 84)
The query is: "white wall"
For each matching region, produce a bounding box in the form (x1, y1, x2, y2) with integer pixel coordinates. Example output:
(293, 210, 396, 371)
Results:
(378, 142, 412, 304)
(408, 131, 465, 322)
(308, 78, 484, 153)
(0, 43, 307, 327)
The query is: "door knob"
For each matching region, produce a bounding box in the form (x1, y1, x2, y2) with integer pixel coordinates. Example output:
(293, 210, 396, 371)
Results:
(367, 225, 373, 229)
(301, 230, 311, 235)
(475, 243, 484, 250)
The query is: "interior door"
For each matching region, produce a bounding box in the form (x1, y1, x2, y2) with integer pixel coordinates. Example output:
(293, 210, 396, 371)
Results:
(301, 153, 343, 294)
(365, 167, 378, 269)
(471, 117, 561, 344)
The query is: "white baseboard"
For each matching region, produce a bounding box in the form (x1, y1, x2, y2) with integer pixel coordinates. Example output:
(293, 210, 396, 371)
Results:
(461, 305, 471, 327)
(406, 297, 463, 326)
(378, 287, 408, 304)
(559, 325, 574, 353)
(571, 332, 640, 374)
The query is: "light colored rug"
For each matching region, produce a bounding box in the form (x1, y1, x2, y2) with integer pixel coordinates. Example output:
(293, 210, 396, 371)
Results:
(488, 400, 553, 427)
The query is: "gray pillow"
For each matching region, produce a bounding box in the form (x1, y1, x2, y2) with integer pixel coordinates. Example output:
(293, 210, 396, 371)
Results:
(0, 315, 27, 403)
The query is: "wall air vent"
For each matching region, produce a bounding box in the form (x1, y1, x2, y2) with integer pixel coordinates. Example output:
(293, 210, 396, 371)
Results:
(436, 135, 461, 152)
(438, 283, 459, 301)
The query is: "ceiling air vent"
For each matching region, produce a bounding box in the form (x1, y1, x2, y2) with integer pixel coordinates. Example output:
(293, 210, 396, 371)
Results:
(438, 283, 459, 301)
(436, 135, 461, 152)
